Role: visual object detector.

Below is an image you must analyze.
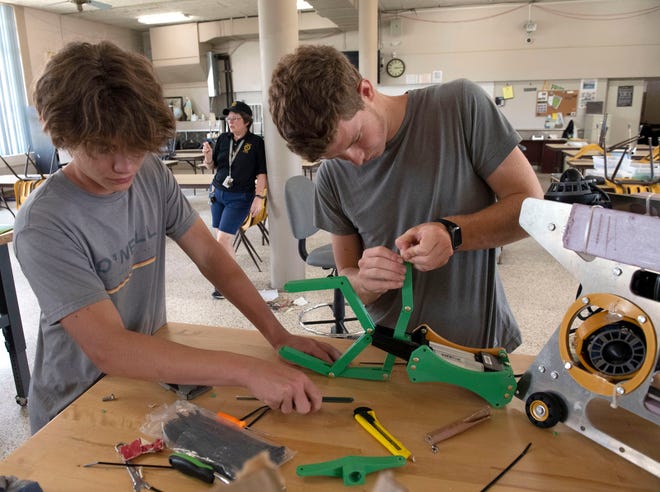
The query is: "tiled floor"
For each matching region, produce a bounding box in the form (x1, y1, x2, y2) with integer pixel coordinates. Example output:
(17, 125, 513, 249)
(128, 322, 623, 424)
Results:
(0, 173, 577, 461)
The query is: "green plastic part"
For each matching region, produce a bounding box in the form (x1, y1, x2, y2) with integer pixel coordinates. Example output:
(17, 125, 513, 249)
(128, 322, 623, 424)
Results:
(279, 332, 394, 381)
(281, 263, 517, 406)
(296, 455, 406, 486)
(406, 345, 517, 407)
(281, 265, 415, 380)
(285, 276, 375, 331)
(392, 262, 414, 340)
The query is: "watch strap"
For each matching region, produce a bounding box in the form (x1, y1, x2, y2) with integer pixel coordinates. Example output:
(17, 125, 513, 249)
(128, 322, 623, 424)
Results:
(435, 218, 462, 250)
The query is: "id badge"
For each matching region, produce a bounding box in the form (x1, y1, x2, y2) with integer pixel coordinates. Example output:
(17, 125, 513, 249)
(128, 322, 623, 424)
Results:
(222, 176, 234, 188)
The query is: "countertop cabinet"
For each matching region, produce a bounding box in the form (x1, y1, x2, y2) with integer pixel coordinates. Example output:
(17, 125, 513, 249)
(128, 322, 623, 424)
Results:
(520, 139, 565, 173)
(520, 139, 544, 167)
(540, 142, 567, 173)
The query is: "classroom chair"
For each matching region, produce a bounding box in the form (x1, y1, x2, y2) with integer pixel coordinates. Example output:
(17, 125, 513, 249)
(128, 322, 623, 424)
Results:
(284, 175, 358, 337)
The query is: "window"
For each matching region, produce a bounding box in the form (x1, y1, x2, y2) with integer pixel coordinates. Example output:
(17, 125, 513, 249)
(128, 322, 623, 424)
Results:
(0, 4, 30, 155)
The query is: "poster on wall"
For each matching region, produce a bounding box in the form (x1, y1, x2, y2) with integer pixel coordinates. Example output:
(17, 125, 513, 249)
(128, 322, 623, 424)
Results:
(617, 85, 634, 107)
(579, 79, 597, 108)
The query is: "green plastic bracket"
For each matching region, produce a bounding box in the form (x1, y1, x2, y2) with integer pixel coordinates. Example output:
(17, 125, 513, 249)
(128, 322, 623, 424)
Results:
(279, 333, 391, 381)
(284, 275, 375, 331)
(407, 345, 517, 407)
(281, 263, 517, 406)
(296, 455, 406, 486)
(391, 262, 413, 340)
(281, 264, 415, 380)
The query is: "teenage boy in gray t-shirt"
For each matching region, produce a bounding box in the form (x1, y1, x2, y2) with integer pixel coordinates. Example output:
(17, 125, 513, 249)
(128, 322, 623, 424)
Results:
(15, 41, 340, 433)
(269, 45, 544, 352)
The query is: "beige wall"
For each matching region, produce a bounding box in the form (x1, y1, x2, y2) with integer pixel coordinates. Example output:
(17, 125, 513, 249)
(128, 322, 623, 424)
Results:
(220, 0, 658, 134)
(12, 0, 659, 136)
(377, 0, 658, 83)
(208, 0, 659, 90)
(13, 6, 141, 102)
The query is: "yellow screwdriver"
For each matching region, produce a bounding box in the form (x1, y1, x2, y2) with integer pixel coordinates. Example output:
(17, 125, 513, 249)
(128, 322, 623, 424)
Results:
(353, 406, 415, 462)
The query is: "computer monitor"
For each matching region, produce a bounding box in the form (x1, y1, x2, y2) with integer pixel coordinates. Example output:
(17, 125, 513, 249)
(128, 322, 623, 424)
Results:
(26, 106, 58, 173)
(342, 50, 381, 84)
(159, 137, 176, 159)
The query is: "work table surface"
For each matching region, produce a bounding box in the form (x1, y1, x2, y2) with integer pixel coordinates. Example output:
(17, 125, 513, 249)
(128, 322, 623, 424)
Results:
(0, 230, 12, 246)
(0, 323, 657, 491)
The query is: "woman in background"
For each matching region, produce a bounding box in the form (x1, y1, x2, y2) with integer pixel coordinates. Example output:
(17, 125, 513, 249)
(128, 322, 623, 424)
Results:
(202, 101, 267, 299)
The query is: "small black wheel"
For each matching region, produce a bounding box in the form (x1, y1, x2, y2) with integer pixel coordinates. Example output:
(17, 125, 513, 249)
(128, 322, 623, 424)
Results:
(15, 396, 28, 407)
(525, 392, 566, 428)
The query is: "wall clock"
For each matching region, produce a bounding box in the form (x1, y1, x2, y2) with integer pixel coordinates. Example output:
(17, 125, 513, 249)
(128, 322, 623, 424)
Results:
(386, 57, 405, 78)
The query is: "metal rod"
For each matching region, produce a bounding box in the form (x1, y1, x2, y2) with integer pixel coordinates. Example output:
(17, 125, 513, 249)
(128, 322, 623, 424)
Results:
(82, 461, 173, 469)
(235, 395, 353, 403)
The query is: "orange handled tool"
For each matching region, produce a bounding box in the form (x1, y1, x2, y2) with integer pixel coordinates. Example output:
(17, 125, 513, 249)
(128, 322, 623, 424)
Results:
(216, 411, 246, 428)
(216, 405, 271, 428)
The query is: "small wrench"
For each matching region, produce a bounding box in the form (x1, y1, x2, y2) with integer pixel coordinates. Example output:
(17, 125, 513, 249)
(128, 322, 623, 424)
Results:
(115, 443, 163, 492)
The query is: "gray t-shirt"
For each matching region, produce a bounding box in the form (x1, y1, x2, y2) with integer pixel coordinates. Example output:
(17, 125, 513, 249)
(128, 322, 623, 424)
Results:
(13, 154, 197, 432)
(315, 79, 522, 351)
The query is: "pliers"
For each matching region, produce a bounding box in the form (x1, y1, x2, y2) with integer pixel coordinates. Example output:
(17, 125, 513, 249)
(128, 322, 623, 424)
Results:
(115, 443, 163, 492)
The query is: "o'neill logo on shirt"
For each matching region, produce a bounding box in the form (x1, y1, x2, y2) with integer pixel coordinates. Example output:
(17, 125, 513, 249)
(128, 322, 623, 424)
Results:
(243, 143, 251, 153)
(95, 227, 158, 273)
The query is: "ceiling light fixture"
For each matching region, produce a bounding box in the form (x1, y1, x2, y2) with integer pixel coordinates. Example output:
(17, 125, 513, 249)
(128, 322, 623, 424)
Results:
(137, 12, 191, 25)
(297, 1, 313, 11)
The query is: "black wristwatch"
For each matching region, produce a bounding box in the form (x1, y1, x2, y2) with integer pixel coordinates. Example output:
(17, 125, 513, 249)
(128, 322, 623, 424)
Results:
(435, 218, 462, 250)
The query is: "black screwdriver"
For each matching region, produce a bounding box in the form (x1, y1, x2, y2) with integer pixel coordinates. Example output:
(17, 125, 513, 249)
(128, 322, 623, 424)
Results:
(84, 453, 233, 484)
(168, 452, 233, 484)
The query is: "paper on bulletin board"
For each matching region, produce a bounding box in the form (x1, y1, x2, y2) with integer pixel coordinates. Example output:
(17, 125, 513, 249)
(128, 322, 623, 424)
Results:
(502, 85, 514, 100)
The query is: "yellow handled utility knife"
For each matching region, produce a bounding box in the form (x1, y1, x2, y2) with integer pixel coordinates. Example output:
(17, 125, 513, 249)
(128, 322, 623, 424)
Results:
(354, 406, 414, 461)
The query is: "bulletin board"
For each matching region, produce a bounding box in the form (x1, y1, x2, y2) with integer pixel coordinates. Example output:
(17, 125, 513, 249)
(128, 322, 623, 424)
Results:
(535, 90, 578, 117)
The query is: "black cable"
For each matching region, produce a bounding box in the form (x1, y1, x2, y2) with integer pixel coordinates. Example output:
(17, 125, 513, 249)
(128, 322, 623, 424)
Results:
(240, 405, 271, 428)
(480, 442, 532, 492)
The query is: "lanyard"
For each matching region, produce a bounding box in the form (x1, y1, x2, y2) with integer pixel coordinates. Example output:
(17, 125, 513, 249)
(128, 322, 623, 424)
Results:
(227, 139, 244, 177)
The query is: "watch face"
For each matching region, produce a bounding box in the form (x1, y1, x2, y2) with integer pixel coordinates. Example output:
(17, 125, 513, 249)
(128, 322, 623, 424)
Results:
(436, 219, 462, 250)
(386, 58, 405, 78)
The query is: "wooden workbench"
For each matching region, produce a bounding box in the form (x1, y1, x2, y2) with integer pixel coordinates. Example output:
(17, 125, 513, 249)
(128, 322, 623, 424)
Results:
(173, 172, 212, 190)
(0, 324, 657, 490)
(172, 151, 205, 174)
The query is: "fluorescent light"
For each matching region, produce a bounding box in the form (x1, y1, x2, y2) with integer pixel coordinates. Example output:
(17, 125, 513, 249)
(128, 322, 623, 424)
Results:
(297, 1, 313, 10)
(137, 12, 190, 25)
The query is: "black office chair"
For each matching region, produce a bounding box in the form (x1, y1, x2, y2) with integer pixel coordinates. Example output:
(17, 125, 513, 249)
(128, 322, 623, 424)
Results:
(284, 175, 358, 337)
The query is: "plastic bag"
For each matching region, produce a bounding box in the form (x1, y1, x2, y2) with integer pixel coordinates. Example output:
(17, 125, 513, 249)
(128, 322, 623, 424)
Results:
(140, 400, 294, 481)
